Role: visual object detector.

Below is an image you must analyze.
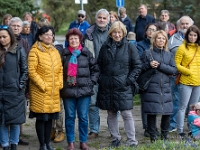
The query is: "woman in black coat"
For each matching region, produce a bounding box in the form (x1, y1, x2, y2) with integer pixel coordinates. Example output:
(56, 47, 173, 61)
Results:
(97, 21, 142, 147)
(140, 30, 177, 142)
(0, 26, 28, 150)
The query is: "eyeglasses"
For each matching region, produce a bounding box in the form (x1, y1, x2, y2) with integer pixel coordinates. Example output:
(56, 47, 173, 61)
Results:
(44, 33, 54, 37)
(147, 28, 156, 32)
(0, 25, 9, 29)
(78, 15, 85, 18)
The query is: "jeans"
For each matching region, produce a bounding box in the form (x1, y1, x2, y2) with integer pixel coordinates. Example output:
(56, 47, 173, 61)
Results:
(63, 96, 91, 143)
(89, 85, 100, 133)
(177, 84, 200, 133)
(0, 124, 20, 147)
(169, 76, 180, 130)
(107, 110, 138, 146)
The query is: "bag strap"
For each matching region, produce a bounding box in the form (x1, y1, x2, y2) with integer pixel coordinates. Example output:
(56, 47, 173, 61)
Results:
(185, 46, 198, 68)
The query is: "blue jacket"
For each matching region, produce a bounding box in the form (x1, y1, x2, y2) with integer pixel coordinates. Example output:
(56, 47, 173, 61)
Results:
(188, 111, 200, 138)
(137, 38, 151, 57)
(135, 14, 155, 42)
(68, 20, 90, 35)
(119, 17, 133, 34)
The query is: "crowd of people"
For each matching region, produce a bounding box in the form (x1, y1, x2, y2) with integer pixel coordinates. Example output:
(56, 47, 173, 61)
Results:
(1, 3, 200, 150)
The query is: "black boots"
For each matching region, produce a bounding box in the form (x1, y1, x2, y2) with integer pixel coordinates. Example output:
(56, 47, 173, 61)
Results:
(3, 146, 9, 150)
(10, 144, 17, 150)
(39, 144, 47, 150)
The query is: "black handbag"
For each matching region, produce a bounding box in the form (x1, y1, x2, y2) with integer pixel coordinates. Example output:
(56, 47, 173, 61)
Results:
(136, 68, 156, 92)
(137, 50, 156, 93)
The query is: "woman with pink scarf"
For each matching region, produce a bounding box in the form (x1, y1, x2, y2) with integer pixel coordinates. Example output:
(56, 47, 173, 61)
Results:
(60, 28, 99, 150)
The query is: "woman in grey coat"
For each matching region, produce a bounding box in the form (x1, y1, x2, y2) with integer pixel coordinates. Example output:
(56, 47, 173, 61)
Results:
(140, 30, 177, 142)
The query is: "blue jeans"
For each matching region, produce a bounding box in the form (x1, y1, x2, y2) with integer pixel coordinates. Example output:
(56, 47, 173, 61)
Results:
(177, 84, 200, 133)
(63, 96, 91, 143)
(89, 85, 100, 133)
(169, 76, 180, 130)
(0, 124, 20, 147)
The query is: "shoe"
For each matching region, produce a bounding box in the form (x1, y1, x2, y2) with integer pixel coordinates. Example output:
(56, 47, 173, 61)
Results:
(80, 142, 89, 150)
(88, 132, 98, 139)
(179, 132, 186, 140)
(18, 139, 29, 145)
(11, 144, 17, 150)
(53, 132, 65, 143)
(50, 129, 56, 141)
(144, 128, 150, 137)
(67, 143, 75, 150)
(169, 127, 177, 132)
(39, 144, 47, 150)
(188, 131, 192, 138)
(46, 143, 54, 150)
(110, 139, 120, 147)
(155, 128, 160, 136)
(3, 146, 9, 150)
(150, 136, 157, 143)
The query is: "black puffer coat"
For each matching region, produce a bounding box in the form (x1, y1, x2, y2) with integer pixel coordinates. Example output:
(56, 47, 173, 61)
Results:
(0, 45, 28, 125)
(97, 37, 142, 111)
(60, 46, 99, 98)
(140, 47, 177, 115)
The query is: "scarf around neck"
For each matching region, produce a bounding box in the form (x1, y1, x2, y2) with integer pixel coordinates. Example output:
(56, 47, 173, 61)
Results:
(67, 44, 82, 85)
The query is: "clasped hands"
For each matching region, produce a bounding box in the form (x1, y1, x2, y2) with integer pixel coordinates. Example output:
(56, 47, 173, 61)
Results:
(150, 60, 160, 69)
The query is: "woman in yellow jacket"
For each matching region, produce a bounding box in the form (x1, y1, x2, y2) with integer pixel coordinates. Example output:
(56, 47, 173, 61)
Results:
(175, 25, 200, 140)
(28, 26, 63, 150)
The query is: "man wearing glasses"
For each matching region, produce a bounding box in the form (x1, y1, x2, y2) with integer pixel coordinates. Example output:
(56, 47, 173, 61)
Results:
(65, 10, 90, 47)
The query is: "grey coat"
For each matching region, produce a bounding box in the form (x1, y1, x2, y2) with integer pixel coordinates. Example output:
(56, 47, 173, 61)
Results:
(140, 47, 177, 115)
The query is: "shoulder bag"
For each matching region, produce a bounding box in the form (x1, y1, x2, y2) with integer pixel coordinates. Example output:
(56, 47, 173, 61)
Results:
(137, 50, 156, 92)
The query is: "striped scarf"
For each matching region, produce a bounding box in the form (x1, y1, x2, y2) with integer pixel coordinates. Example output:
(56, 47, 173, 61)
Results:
(67, 45, 82, 85)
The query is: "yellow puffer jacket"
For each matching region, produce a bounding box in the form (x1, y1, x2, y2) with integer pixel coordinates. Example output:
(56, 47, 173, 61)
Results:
(175, 42, 200, 86)
(28, 41, 63, 113)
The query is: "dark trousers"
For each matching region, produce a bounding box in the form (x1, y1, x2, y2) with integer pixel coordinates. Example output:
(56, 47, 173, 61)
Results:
(147, 114, 170, 139)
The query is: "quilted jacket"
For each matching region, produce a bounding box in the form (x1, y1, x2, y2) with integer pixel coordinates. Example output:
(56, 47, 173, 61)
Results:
(28, 41, 63, 113)
(175, 42, 200, 86)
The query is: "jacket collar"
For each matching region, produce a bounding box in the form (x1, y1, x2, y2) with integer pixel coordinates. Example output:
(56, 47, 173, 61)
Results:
(63, 47, 88, 56)
(106, 37, 126, 48)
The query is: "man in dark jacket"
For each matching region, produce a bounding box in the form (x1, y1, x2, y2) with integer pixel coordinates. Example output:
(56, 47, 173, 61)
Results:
(84, 8, 110, 139)
(119, 7, 133, 35)
(135, 4, 155, 42)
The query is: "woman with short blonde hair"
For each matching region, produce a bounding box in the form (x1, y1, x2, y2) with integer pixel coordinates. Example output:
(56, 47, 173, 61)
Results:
(97, 21, 141, 147)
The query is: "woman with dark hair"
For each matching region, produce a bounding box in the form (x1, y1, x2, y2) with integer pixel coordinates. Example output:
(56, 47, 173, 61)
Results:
(2, 14, 12, 26)
(60, 28, 99, 150)
(137, 23, 158, 137)
(28, 26, 63, 150)
(175, 25, 200, 139)
(137, 23, 157, 57)
(0, 26, 28, 150)
(141, 30, 177, 142)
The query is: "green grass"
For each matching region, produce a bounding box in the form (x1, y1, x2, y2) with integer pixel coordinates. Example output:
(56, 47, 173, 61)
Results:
(134, 94, 141, 106)
(100, 139, 199, 150)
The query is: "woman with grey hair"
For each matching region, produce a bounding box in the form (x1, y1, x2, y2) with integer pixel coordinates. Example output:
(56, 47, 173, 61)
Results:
(97, 21, 141, 147)
(21, 21, 34, 47)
